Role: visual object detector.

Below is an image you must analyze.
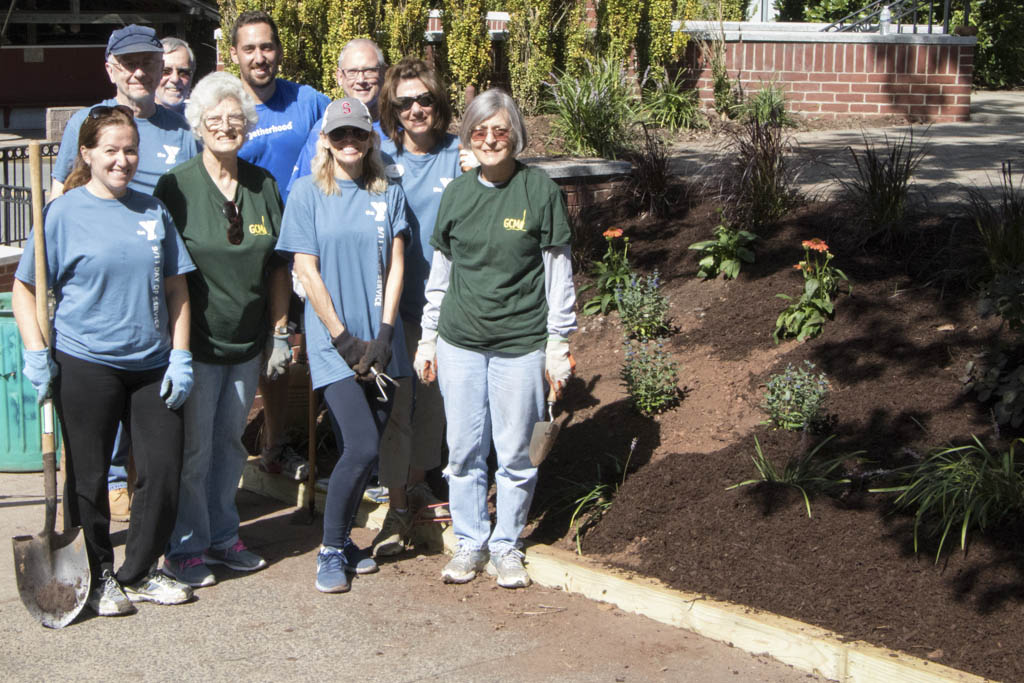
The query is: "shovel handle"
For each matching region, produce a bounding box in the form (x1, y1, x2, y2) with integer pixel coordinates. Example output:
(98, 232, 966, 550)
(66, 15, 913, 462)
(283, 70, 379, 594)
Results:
(41, 405, 57, 537)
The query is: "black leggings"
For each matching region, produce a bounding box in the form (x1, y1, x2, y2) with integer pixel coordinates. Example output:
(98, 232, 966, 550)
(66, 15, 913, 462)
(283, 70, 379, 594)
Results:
(321, 376, 393, 548)
(54, 351, 183, 585)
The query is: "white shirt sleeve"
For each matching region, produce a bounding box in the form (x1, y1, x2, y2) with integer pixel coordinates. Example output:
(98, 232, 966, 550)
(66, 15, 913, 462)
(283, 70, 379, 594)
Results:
(420, 249, 452, 332)
(543, 245, 577, 338)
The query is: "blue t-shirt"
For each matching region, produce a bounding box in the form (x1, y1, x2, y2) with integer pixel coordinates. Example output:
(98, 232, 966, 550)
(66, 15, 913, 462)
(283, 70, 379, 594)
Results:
(286, 119, 385, 198)
(276, 176, 412, 389)
(380, 134, 462, 323)
(52, 98, 198, 195)
(238, 79, 329, 202)
(15, 186, 196, 370)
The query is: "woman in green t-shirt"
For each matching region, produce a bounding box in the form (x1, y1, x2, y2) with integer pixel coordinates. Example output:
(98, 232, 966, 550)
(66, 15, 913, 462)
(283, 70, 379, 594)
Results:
(415, 89, 578, 589)
(154, 72, 291, 589)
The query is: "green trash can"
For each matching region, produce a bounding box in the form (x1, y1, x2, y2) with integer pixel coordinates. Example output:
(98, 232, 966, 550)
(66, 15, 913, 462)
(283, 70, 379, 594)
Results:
(0, 291, 62, 471)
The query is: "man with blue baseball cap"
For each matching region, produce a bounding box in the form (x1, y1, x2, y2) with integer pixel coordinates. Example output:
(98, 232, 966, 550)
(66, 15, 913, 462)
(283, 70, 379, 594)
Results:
(49, 24, 199, 522)
(50, 24, 197, 198)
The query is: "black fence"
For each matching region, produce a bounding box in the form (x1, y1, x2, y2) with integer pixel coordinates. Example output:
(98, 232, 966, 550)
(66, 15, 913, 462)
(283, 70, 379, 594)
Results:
(0, 142, 59, 246)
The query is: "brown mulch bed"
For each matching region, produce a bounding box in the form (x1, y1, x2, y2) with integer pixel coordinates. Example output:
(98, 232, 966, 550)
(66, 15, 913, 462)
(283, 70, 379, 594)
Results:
(523, 194, 1024, 682)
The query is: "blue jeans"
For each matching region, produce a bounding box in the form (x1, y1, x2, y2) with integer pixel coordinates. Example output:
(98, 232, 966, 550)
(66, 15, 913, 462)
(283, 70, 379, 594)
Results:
(166, 356, 260, 560)
(107, 421, 130, 490)
(436, 338, 544, 556)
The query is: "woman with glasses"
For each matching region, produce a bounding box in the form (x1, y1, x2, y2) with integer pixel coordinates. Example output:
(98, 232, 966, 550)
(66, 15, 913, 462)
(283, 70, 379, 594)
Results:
(277, 97, 410, 593)
(415, 89, 577, 589)
(153, 72, 290, 588)
(12, 104, 196, 616)
(368, 57, 461, 557)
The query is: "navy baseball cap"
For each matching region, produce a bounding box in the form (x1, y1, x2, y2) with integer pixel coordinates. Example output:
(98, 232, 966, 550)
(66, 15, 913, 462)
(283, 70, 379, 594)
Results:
(106, 25, 163, 58)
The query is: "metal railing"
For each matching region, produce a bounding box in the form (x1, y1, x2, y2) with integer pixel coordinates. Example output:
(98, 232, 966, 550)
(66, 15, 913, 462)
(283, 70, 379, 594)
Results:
(824, 0, 966, 35)
(0, 142, 59, 246)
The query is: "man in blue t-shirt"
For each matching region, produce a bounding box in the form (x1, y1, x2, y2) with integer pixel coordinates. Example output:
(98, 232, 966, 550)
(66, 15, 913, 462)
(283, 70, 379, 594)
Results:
(49, 24, 199, 521)
(230, 10, 329, 478)
(50, 24, 197, 199)
(230, 10, 329, 202)
(285, 39, 387, 196)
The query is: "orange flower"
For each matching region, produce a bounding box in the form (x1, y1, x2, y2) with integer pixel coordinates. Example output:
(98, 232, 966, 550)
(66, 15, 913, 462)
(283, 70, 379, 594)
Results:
(802, 238, 829, 252)
(793, 263, 803, 270)
(603, 228, 624, 239)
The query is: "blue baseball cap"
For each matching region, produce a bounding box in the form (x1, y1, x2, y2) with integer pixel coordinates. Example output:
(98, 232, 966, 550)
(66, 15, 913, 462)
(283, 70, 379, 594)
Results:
(106, 25, 163, 58)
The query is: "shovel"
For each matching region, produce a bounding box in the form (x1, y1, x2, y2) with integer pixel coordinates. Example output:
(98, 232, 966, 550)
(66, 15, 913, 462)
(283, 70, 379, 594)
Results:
(529, 387, 560, 466)
(11, 142, 91, 628)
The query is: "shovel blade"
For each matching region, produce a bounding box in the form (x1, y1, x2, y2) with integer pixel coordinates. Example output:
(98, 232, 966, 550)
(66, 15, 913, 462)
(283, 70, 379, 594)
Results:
(529, 420, 560, 467)
(12, 528, 91, 629)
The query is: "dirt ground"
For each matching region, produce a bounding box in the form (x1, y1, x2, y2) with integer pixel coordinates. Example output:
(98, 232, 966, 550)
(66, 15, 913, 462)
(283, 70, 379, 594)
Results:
(523, 192, 1024, 682)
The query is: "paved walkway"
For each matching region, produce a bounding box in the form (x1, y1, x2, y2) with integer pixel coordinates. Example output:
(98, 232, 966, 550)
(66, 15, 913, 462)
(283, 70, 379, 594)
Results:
(671, 90, 1024, 205)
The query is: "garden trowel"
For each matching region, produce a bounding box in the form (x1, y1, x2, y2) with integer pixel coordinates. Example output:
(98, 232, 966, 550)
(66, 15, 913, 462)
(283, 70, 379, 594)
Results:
(529, 387, 560, 466)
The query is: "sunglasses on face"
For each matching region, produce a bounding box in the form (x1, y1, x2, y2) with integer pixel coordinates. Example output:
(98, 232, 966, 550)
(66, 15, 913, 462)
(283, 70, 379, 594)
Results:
(162, 66, 193, 78)
(470, 126, 510, 142)
(222, 200, 243, 245)
(327, 127, 370, 143)
(88, 104, 134, 120)
(394, 92, 435, 112)
(112, 55, 161, 73)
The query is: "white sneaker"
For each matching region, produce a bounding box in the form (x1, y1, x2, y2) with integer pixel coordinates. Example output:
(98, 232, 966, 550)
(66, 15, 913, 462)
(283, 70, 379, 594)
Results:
(124, 569, 193, 605)
(441, 546, 489, 584)
(371, 507, 413, 558)
(86, 569, 136, 616)
(487, 548, 531, 589)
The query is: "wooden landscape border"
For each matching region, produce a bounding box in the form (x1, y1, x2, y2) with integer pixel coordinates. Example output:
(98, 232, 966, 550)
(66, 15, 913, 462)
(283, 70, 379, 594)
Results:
(240, 461, 991, 683)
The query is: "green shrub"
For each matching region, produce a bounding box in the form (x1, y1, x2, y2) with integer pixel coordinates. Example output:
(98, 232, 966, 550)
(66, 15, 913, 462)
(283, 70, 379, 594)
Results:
(761, 361, 831, 431)
(963, 350, 1024, 428)
(687, 213, 757, 280)
(382, 0, 429, 64)
(624, 124, 674, 219)
(874, 437, 1024, 561)
(774, 238, 849, 343)
(727, 435, 856, 518)
(622, 340, 680, 416)
(561, 0, 596, 79)
(955, 0, 1024, 89)
(548, 57, 638, 159)
(596, 0, 642, 67)
(967, 162, 1024, 283)
(506, 0, 558, 115)
(839, 129, 928, 247)
(579, 228, 632, 315)
(729, 113, 797, 229)
(616, 271, 670, 341)
(441, 0, 492, 111)
(569, 437, 638, 554)
(640, 68, 708, 131)
(736, 81, 796, 127)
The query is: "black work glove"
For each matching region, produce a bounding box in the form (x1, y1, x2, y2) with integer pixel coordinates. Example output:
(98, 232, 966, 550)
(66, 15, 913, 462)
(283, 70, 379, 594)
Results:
(354, 322, 394, 378)
(332, 329, 369, 370)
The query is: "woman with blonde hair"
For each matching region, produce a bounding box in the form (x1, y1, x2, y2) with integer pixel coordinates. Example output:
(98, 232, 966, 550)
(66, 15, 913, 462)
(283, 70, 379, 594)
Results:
(276, 97, 411, 593)
(13, 104, 196, 615)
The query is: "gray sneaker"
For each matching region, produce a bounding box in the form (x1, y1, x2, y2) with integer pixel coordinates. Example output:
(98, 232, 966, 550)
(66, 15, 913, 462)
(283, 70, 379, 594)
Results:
(441, 545, 489, 584)
(124, 570, 193, 605)
(487, 548, 531, 589)
(86, 569, 136, 616)
(162, 556, 216, 588)
(371, 506, 413, 558)
(204, 540, 267, 572)
(342, 539, 378, 575)
(407, 481, 449, 520)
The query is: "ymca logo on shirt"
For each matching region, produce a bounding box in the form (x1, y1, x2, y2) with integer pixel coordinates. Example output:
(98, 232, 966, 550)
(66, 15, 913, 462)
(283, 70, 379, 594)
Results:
(433, 177, 453, 194)
(366, 202, 387, 222)
(137, 220, 158, 240)
(157, 145, 181, 165)
(502, 209, 527, 232)
(384, 163, 403, 179)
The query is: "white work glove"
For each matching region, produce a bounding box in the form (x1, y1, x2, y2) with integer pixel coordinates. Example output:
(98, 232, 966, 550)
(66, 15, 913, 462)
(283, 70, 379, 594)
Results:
(264, 333, 291, 380)
(459, 146, 480, 172)
(545, 336, 575, 397)
(414, 328, 438, 384)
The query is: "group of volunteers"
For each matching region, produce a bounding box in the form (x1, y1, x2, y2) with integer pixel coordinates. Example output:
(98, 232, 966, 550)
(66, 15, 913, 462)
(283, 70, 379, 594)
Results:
(11, 10, 577, 619)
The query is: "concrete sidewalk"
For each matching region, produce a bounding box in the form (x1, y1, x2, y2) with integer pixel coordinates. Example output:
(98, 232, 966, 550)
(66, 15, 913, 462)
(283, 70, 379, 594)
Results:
(672, 90, 1024, 205)
(0, 469, 817, 682)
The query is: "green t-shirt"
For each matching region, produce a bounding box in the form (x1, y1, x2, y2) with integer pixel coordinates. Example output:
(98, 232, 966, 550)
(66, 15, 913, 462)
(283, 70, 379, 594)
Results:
(430, 162, 572, 354)
(154, 155, 284, 364)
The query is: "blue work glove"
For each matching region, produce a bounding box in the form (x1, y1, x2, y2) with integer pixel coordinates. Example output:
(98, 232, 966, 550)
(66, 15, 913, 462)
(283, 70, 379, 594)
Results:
(23, 348, 58, 405)
(160, 349, 193, 410)
(264, 333, 291, 380)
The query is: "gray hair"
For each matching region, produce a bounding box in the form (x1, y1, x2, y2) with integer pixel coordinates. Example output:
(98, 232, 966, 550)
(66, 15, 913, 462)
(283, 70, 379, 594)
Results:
(161, 36, 195, 71)
(185, 72, 258, 140)
(336, 38, 385, 69)
(459, 89, 527, 157)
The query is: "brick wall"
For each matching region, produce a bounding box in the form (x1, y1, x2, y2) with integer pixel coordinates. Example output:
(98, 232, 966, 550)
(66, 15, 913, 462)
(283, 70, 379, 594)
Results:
(0, 249, 21, 293)
(685, 33, 975, 122)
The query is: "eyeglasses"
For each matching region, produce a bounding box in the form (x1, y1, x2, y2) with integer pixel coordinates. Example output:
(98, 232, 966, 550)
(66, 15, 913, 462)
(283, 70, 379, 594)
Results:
(327, 127, 370, 143)
(394, 92, 435, 112)
(111, 55, 161, 73)
(162, 66, 193, 79)
(204, 114, 247, 130)
(340, 66, 381, 81)
(88, 104, 134, 120)
(222, 200, 243, 245)
(470, 126, 510, 142)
